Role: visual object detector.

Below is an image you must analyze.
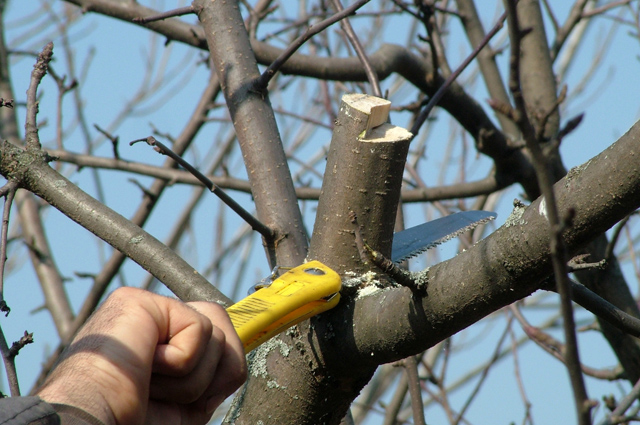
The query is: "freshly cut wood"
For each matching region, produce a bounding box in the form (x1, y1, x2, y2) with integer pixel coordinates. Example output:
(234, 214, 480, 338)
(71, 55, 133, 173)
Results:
(342, 93, 391, 137)
(309, 94, 412, 274)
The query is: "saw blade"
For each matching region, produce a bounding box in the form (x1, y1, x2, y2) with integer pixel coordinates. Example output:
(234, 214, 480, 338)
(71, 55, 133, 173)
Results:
(391, 211, 497, 263)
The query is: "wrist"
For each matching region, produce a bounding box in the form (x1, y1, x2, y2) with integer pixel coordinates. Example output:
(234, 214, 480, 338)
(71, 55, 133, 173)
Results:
(37, 355, 119, 425)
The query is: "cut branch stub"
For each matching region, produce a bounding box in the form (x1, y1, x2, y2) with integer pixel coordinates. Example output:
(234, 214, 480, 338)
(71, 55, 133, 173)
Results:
(309, 94, 412, 275)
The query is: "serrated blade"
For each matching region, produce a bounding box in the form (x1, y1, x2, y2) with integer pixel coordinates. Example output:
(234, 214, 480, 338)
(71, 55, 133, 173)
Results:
(391, 211, 497, 263)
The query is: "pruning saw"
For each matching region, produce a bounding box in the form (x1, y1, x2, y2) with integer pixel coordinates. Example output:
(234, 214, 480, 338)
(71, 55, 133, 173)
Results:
(226, 210, 496, 352)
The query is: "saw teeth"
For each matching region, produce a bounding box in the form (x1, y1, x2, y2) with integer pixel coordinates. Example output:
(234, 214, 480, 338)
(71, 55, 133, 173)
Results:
(393, 215, 495, 263)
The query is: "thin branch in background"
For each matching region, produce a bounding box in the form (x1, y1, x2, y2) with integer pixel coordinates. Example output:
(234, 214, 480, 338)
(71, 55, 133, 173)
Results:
(504, 1, 594, 422)
(535, 84, 567, 141)
(25, 42, 53, 150)
(254, 0, 371, 91)
(582, 0, 635, 19)
(47, 66, 78, 152)
(94, 124, 120, 160)
(542, 277, 640, 339)
(417, 2, 451, 77)
(599, 375, 640, 425)
(507, 311, 533, 425)
(549, 0, 589, 61)
(540, 0, 560, 33)
(605, 213, 636, 261)
(132, 6, 197, 25)
(0, 326, 20, 396)
(410, 10, 507, 136)
(330, 0, 382, 97)
(453, 315, 513, 425)
(0, 181, 18, 311)
(510, 304, 620, 381)
(130, 136, 274, 240)
(403, 355, 427, 425)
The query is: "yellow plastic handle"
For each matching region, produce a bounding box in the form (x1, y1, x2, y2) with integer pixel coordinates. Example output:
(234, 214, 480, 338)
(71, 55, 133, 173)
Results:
(226, 261, 341, 353)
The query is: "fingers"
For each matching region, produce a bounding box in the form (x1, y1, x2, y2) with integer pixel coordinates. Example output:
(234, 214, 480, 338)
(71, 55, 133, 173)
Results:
(148, 301, 247, 410)
(194, 302, 247, 413)
(38, 287, 247, 425)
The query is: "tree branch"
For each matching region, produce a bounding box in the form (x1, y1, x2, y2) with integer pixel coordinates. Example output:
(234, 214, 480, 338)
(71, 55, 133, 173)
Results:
(236, 118, 640, 424)
(0, 141, 231, 307)
(194, 0, 308, 268)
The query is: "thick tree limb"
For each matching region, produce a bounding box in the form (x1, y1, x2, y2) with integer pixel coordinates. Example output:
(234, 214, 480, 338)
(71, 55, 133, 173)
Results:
(232, 120, 640, 424)
(193, 0, 308, 268)
(309, 94, 411, 274)
(0, 141, 231, 306)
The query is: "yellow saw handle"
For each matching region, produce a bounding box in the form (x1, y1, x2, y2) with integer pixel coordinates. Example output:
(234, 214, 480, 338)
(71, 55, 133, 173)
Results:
(226, 261, 341, 353)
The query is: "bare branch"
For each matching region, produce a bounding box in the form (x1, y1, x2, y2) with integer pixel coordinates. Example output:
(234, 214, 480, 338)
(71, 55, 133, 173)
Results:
(130, 136, 274, 240)
(505, 0, 591, 421)
(133, 5, 196, 25)
(330, 0, 381, 97)
(254, 0, 371, 91)
(25, 42, 53, 150)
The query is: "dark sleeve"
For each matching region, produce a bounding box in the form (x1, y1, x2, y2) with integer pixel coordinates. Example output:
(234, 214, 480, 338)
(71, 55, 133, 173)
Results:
(0, 397, 104, 425)
(50, 404, 104, 425)
(0, 396, 59, 425)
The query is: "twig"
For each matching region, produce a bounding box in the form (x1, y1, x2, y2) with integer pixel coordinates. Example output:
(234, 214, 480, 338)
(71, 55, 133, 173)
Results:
(418, 2, 450, 77)
(510, 304, 620, 381)
(504, 1, 593, 422)
(568, 254, 607, 272)
(543, 277, 640, 339)
(508, 316, 533, 424)
(403, 355, 427, 425)
(557, 113, 584, 141)
(254, 0, 371, 91)
(0, 326, 20, 396)
(48, 66, 78, 152)
(349, 211, 427, 295)
(0, 181, 18, 310)
(133, 6, 197, 24)
(535, 84, 567, 142)
(25, 42, 53, 150)
(8, 331, 34, 359)
(330, 0, 381, 97)
(130, 136, 274, 240)
(453, 315, 513, 425)
(94, 124, 120, 160)
(582, 0, 634, 19)
(0, 183, 28, 397)
(604, 213, 635, 261)
(410, 10, 507, 136)
(599, 375, 640, 425)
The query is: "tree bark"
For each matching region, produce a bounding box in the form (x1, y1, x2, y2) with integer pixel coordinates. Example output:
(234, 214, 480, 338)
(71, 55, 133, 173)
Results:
(194, 0, 308, 267)
(227, 119, 640, 424)
(0, 141, 230, 306)
(309, 94, 411, 274)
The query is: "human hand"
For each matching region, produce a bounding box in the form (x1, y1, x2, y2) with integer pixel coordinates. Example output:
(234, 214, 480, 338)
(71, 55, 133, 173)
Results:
(37, 287, 247, 425)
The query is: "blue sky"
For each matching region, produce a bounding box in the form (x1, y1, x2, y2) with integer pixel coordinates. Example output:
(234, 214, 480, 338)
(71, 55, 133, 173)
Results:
(2, 1, 640, 424)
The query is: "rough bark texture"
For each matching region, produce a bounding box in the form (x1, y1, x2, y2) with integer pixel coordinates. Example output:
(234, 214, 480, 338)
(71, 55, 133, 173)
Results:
(226, 119, 640, 424)
(227, 94, 412, 424)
